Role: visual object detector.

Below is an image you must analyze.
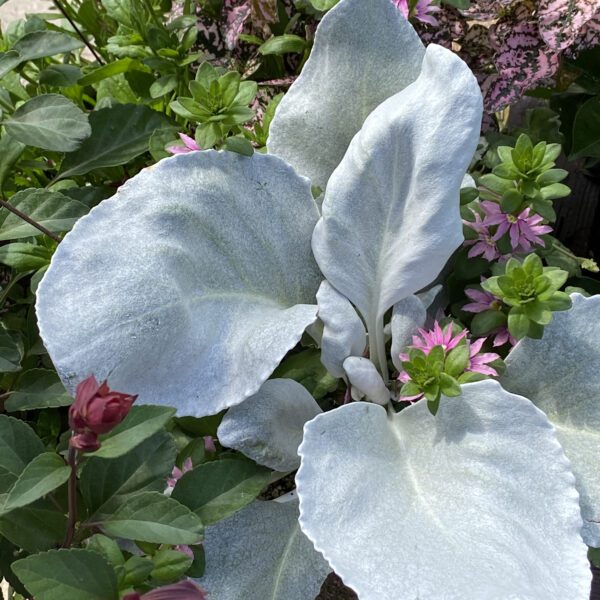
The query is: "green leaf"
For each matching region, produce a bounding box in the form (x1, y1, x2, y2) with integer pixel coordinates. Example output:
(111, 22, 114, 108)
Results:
(536, 169, 568, 186)
(12, 548, 119, 600)
(0, 499, 67, 552)
(3, 95, 91, 152)
(224, 135, 254, 156)
(0, 328, 24, 374)
(0, 189, 88, 241)
(3, 453, 69, 512)
(571, 96, 600, 159)
(79, 431, 176, 518)
(444, 344, 470, 378)
(259, 34, 307, 55)
(85, 534, 124, 566)
(0, 415, 44, 491)
(151, 547, 193, 582)
(123, 555, 154, 586)
(150, 74, 178, 98)
(6, 368, 72, 412)
(439, 373, 461, 397)
(90, 405, 176, 459)
(540, 183, 571, 200)
(0, 134, 26, 193)
(507, 310, 531, 340)
(0, 31, 84, 78)
(441, 0, 470, 8)
(78, 58, 140, 86)
(172, 458, 271, 525)
(59, 104, 171, 179)
(500, 190, 523, 213)
(310, 0, 340, 9)
(470, 309, 507, 336)
(39, 64, 82, 88)
(0, 242, 53, 271)
(98, 491, 204, 545)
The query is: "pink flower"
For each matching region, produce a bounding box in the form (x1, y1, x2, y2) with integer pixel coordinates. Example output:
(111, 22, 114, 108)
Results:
(69, 376, 137, 452)
(167, 457, 193, 489)
(467, 337, 500, 377)
(167, 133, 201, 155)
(399, 322, 467, 362)
(392, 0, 440, 26)
(123, 580, 207, 600)
(463, 287, 498, 313)
(480, 201, 552, 252)
(463, 212, 501, 261)
(490, 325, 517, 348)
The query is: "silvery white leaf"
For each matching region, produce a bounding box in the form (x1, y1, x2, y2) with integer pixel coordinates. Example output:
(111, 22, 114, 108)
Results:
(297, 380, 590, 600)
(390, 295, 426, 371)
(416, 284, 443, 312)
(199, 499, 330, 600)
(36, 152, 322, 417)
(461, 173, 476, 189)
(502, 293, 600, 546)
(342, 356, 390, 406)
(217, 378, 322, 472)
(268, 0, 424, 192)
(312, 44, 482, 375)
(317, 280, 366, 379)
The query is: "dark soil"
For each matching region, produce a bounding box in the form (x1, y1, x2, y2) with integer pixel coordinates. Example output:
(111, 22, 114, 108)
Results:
(316, 574, 358, 600)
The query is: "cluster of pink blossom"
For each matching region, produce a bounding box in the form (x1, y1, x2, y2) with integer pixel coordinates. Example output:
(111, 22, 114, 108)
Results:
(463, 200, 552, 262)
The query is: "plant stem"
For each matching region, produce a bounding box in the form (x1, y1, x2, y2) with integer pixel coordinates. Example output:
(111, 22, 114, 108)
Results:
(52, 0, 105, 65)
(63, 446, 78, 548)
(0, 198, 61, 242)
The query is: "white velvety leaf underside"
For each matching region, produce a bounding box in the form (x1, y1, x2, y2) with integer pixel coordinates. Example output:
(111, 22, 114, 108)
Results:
(502, 293, 600, 546)
(198, 498, 330, 600)
(267, 0, 425, 192)
(36, 152, 322, 416)
(217, 378, 322, 472)
(312, 44, 482, 374)
(297, 380, 591, 600)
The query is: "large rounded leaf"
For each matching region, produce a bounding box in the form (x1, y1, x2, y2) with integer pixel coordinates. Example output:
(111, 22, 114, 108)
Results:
(267, 0, 424, 192)
(199, 499, 330, 600)
(297, 380, 590, 599)
(312, 45, 482, 373)
(502, 293, 600, 546)
(36, 152, 322, 417)
(217, 379, 322, 472)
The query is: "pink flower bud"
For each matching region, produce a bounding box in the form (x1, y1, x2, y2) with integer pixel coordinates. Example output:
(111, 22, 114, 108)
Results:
(125, 580, 207, 600)
(69, 375, 137, 435)
(69, 431, 101, 452)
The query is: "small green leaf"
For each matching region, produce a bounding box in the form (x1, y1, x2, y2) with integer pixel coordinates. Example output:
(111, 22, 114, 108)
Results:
(90, 405, 176, 459)
(571, 96, 600, 159)
(39, 64, 82, 87)
(6, 368, 72, 411)
(500, 190, 523, 213)
(123, 555, 154, 586)
(151, 548, 193, 582)
(0, 243, 53, 271)
(507, 310, 531, 340)
(470, 310, 506, 336)
(0, 415, 44, 491)
(3, 453, 70, 512)
(439, 373, 461, 397)
(85, 534, 124, 566)
(172, 458, 271, 525)
(78, 58, 140, 86)
(3, 95, 91, 152)
(536, 169, 568, 186)
(224, 135, 254, 156)
(98, 491, 204, 545)
(0, 328, 25, 374)
(12, 549, 119, 600)
(540, 183, 570, 200)
(259, 34, 307, 55)
(444, 344, 470, 377)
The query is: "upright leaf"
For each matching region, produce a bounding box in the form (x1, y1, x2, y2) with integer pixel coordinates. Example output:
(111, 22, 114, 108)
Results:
(12, 549, 118, 600)
(6, 368, 72, 411)
(3, 95, 91, 152)
(312, 45, 482, 372)
(268, 0, 425, 191)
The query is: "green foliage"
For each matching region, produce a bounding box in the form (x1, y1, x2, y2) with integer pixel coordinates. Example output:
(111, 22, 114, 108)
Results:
(479, 134, 569, 222)
(482, 254, 571, 340)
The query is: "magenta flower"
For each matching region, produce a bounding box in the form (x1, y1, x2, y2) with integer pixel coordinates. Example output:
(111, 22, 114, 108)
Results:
(467, 337, 500, 376)
(167, 133, 201, 155)
(481, 201, 552, 252)
(393, 0, 440, 26)
(167, 457, 193, 490)
(463, 286, 498, 314)
(123, 580, 206, 600)
(463, 212, 501, 261)
(398, 322, 501, 402)
(490, 325, 517, 348)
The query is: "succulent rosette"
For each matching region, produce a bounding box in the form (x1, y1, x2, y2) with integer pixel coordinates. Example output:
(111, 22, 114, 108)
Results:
(35, 0, 599, 598)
